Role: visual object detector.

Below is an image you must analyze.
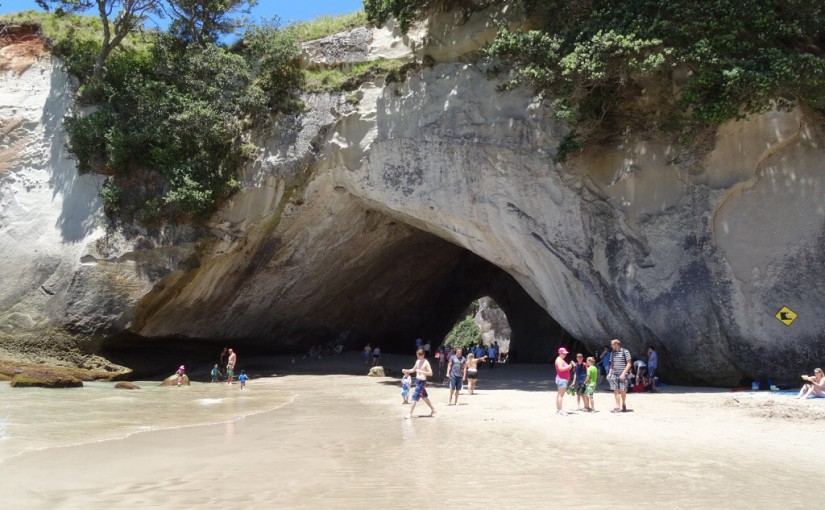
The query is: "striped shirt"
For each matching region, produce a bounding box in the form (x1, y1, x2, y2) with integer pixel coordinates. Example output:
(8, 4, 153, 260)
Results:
(610, 348, 632, 376)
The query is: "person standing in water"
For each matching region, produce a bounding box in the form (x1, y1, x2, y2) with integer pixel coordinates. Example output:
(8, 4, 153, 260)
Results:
(238, 370, 248, 390)
(226, 348, 237, 385)
(403, 349, 436, 419)
(555, 347, 573, 416)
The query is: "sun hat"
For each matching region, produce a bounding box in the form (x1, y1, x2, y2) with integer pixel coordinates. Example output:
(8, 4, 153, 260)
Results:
(558, 347, 569, 354)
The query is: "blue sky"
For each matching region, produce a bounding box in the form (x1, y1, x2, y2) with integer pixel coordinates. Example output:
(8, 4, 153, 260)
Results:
(0, 1, 365, 25)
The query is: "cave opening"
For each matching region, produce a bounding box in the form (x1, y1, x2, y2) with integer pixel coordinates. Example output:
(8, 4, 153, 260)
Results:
(291, 221, 579, 364)
(102, 211, 579, 374)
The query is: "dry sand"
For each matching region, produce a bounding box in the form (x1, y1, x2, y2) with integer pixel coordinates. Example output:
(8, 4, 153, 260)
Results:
(1, 352, 823, 509)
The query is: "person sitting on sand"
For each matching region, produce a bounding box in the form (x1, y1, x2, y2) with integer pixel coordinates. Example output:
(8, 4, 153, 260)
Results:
(798, 368, 825, 399)
(465, 353, 487, 395)
(403, 349, 436, 419)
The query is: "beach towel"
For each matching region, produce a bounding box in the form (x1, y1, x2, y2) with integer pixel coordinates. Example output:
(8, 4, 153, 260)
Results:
(771, 390, 825, 398)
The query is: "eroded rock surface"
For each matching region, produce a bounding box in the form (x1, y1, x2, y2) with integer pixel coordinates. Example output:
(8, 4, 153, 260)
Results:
(1, 7, 824, 385)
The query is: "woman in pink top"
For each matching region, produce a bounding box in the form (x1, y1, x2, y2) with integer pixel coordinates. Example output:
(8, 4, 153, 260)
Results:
(554, 347, 574, 416)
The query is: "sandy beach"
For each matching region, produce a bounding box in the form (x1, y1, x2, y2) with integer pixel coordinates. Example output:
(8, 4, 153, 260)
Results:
(1, 352, 824, 509)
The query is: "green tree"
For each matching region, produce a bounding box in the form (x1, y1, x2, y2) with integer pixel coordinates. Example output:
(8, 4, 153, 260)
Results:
(36, 0, 163, 82)
(444, 315, 482, 349)
(165, 0, 256, 47)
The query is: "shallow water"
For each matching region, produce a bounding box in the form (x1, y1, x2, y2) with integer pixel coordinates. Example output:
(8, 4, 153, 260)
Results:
(0, 379, 289, 461)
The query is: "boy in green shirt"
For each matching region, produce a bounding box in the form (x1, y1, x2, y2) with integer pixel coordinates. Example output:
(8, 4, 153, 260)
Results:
(584, 357, 599, 412)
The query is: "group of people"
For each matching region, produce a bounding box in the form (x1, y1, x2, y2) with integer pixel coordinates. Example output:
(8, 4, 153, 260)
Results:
(555, 339, 657, 416)
(400, 341, 506, 418)
(209, 347, 247, 388)
(362, 344, 381, 367)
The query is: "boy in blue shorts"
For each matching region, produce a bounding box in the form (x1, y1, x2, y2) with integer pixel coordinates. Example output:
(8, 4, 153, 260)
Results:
(403, 349, 436, 419)
(238, 370, 248, 390)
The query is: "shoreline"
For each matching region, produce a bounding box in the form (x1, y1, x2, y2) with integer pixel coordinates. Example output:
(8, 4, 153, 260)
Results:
(1, 357, 824, 508)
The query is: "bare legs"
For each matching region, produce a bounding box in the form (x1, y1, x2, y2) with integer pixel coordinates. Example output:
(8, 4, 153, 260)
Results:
(407, 397, 435, 419)
(556, 387, 567, 415)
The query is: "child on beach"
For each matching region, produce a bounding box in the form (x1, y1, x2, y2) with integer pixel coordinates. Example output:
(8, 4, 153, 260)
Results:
(176, 365, 185, 387)
(401, 373, 412, 404)
(583, 357, 598, 412)
(238, 370, 248, 390)
(211, 364, 219, 383)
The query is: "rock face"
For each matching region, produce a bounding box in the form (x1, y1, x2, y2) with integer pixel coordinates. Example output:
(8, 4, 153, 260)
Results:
(1, 6, 824, 386)
(0, 30, 198, 367)
(474, 297, 511, 354)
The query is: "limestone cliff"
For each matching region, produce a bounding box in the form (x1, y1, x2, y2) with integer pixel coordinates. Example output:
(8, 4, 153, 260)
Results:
(1, 5, 824, 385)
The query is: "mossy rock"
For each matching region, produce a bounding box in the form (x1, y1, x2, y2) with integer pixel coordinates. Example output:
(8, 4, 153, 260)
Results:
(114, 381, 140, 390)
(161, 374, 190, 386)
(10, 368, 83, 388)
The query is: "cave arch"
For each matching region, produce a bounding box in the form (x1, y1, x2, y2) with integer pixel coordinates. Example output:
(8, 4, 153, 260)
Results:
(275, 220, 575, 363)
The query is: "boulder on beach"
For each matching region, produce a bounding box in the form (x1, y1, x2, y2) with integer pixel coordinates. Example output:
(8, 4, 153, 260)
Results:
(9, 368, 83, 388)
(368, 366, 395, 377)
(114, 381, 140, 390)
(161, 374, 190, 386)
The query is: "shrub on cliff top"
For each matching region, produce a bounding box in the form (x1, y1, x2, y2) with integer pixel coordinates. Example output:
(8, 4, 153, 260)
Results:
(58, 19, 300, 222)
(486, 0, 825, 154)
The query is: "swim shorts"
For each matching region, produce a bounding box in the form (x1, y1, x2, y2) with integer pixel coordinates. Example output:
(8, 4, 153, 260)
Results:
(467, 369, 478, 380)
(584, 382, 596, 396)
(608, 373, 627, 392)
(449, 374, 463, 390)
(412, 379, 428, 401)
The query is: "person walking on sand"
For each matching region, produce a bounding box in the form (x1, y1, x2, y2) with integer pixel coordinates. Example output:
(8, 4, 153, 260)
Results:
(372, 345, 381, 367)
(403, 349, 436, 419)
(401, 372, 412, 404)
(446, 347, 467, 405)
(226, 348, 237, 385)
(798, 368, 825, 399)
(362, 343, 372, 366)
(466, 352, 487, 395)
(608, 339, 632, 412)
(555, 347, 574, 416)
(238, 370, 248, 389)
(211, 364, 219, 383)
(583, 357, 598, 411)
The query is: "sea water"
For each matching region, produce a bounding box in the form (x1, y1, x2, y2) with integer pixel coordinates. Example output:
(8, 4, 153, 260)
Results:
(0, 379, 289, 461)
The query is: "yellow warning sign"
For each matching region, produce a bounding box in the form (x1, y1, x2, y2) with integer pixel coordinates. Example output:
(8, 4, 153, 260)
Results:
(776, 306, 797, 326)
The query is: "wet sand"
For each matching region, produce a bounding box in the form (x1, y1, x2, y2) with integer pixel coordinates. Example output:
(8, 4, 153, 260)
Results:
(1, 353, 823, 509)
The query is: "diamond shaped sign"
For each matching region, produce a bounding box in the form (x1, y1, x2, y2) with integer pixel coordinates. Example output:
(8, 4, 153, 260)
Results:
(775, 306, 797, 326)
